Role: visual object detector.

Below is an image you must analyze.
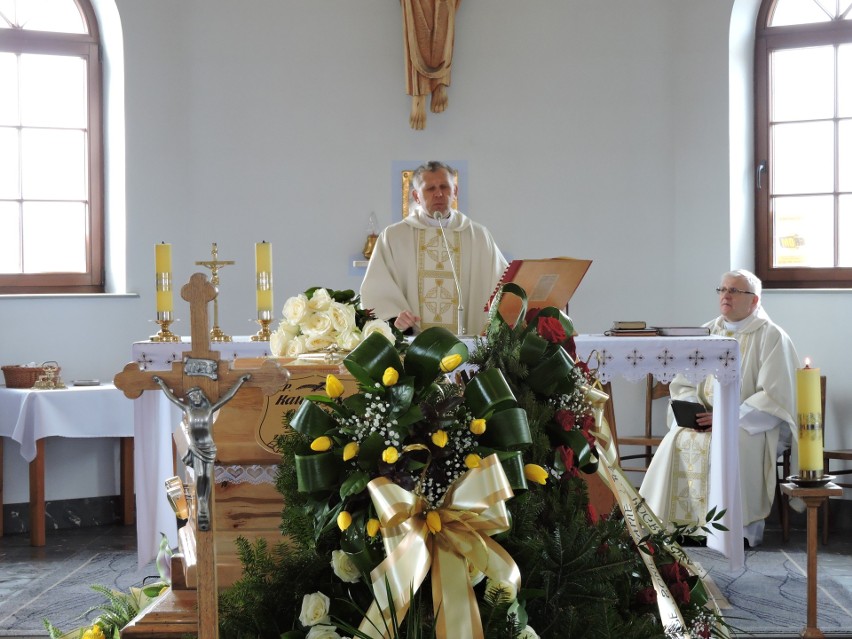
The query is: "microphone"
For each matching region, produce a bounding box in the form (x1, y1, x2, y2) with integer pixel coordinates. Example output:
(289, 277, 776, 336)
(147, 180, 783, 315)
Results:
(434, 210, 465, 336)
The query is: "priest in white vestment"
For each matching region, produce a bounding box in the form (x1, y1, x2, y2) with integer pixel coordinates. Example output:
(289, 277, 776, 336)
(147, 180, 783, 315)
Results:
(360, 161, 507, 335)
(640, 269, 799, 547)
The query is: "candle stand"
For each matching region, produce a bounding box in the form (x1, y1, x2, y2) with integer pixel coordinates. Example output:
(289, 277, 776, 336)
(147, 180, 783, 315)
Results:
(780, 481, 842, 639)
(151, 313, 180, 342)
(251, 316, 272, 342)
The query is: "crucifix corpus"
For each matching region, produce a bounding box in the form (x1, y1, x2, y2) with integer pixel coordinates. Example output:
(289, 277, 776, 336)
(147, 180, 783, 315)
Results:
(114, 272, 290, 638)
(401, 0, 460, 130)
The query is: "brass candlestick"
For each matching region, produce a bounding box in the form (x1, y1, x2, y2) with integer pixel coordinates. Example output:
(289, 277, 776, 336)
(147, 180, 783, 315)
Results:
(195, 243, 235, 342)
(151, 312, 180, 342)
(251, 314, 273, 342)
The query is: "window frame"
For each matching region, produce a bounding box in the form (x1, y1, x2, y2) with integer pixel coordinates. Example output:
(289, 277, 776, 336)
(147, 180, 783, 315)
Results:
(0, 0, 104, 294)
(754, 0, 852, 288)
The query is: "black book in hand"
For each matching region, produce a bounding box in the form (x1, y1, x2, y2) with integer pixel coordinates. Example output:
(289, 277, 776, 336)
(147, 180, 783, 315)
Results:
(671, 400, 710, 431)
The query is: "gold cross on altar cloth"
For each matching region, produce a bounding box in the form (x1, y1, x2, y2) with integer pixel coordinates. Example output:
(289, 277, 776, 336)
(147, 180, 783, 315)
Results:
(114, 272, 289, 639)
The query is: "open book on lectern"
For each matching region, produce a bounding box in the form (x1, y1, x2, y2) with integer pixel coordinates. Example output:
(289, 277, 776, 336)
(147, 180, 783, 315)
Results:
(486, 257, 592, 323)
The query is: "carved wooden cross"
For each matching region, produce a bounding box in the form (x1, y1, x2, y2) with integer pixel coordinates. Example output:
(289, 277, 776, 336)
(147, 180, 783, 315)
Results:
(115, 272, 289, 638)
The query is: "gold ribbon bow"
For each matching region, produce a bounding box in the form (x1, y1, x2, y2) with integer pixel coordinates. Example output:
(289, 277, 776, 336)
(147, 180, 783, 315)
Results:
(359, 454, 519, 639)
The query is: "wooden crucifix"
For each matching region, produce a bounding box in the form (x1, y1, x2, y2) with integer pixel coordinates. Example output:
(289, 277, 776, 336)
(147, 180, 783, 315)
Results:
(115, 272, 289, 638)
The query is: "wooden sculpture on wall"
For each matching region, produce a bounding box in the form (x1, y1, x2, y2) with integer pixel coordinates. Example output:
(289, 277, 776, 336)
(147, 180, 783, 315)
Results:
(401, 0, 460, 130)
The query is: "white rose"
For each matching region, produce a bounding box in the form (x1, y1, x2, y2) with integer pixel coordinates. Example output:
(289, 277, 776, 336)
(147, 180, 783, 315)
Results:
(277, 321, 300, 337)
(331, 549, 360, 583)
(336, 329, 362, 351)
(361, 319, 394, 342)
(285, 335, 308, 357)
(269, 328, 292, 357)
(304, 333, 336, 352)
(329, 301, 357, 333)
(302, 311, 333, 336)
(308, 288, 332, 311)
(282, 294, 310, 325)
(518, 626, 540, 639)
(484, 578, 517, 602)
(298, 592, 331, 627)
(306, 625, 342, 639)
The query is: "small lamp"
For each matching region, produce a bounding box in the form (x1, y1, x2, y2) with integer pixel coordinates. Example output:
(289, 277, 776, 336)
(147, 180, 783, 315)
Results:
(362, 212, 379, 260)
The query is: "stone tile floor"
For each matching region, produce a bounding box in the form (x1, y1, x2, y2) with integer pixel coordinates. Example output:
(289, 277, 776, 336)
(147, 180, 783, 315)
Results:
(0, 509, 850, 637)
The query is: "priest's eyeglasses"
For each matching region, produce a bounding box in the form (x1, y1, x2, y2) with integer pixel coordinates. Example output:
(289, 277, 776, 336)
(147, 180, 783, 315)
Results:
(715, 286, 755, 296)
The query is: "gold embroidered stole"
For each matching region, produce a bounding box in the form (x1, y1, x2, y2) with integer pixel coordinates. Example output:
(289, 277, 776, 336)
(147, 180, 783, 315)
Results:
(416, 227, 460, 331)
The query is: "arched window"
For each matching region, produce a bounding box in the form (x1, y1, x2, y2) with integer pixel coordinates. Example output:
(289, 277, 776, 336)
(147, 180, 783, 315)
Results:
(755, 0, 852, 288)
(0, 0, 104, 293)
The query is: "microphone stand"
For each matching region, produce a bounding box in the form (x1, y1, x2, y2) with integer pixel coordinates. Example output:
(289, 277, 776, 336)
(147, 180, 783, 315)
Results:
(436, 212, 465, 336)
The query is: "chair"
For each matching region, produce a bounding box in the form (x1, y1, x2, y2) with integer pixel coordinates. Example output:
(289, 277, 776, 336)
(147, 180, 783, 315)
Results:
(605, 374, 670, 483)
(821, 377, 852, 544)
(776, 375, 826, 543)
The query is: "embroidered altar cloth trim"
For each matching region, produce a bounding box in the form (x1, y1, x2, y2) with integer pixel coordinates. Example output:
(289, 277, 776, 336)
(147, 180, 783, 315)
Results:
(574, 334, 739, 385)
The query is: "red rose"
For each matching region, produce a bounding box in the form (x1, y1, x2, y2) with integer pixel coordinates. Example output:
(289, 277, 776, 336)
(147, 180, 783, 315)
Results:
(668, 580, 691, 605)
(559, 446, 579, 477)
(537, 316, 567, 344)
(555, 409, 576, 431)
(525, 307, 541, 324)
(564, 335, 577, 360)
(580, 413, 597, 446)
(636, 587, 657, 605)
(660, 562, 688, 583)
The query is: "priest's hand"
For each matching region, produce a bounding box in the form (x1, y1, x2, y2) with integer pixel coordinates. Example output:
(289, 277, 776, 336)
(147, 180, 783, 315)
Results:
(394, 310, 421, 332)
(695, 411, 713, 430)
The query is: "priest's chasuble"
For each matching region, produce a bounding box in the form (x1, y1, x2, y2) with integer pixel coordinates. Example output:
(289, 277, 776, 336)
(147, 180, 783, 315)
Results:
(360, 209, 507, 335)
(640, 307, 799, 545)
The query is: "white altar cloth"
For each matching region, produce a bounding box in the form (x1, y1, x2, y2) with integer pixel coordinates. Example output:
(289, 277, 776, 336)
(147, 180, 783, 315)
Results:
(129, 338, 271, 566)
(0, 384, 133, 462)
(574, 334, 743, 570)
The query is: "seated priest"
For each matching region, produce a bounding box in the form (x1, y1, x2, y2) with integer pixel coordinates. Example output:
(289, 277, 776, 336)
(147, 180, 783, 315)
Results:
(640, 269, 799, 547)
(360, 161, 507, 335)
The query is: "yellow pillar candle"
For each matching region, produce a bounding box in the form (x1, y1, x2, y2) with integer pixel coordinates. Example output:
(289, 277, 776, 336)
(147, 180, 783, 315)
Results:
(796, 361, 823, 477)
(155, 242, 173, 313)
(255, 241, 273, 315)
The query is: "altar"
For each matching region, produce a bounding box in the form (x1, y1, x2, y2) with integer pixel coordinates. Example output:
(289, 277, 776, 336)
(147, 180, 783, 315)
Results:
(574, 334, 744, 570)
(132, 333, 745, 571)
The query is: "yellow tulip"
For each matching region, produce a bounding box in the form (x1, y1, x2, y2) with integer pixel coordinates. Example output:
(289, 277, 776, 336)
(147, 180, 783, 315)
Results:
(524, 463, 548, 485)
(83, 626, 104, 639)
(431, 430, 449, 448)
(310, 436, 333, 452)
(337, 510, 352, 531)
(439, 353, 463, 373)
(469, 418, 486, 435)
(382, 446, 399, 464)
(464, 453, 481, 469)
(382, 367, 399, 386)
(326, 374, 344, 398)
(366, 518, 381, 538)
(426, 510, 442, 534)
(343, 441, 359, 461)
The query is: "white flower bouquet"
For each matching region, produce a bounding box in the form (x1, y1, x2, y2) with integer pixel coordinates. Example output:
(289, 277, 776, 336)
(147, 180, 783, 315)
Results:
(270, 287, 394, 358)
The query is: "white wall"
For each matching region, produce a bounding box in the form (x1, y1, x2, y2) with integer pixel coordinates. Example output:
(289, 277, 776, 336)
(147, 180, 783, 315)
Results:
(3, 0, 849, 505)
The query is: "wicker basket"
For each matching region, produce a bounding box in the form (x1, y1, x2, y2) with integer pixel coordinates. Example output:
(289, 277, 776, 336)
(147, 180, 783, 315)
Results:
(2, 364, 61, 389)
